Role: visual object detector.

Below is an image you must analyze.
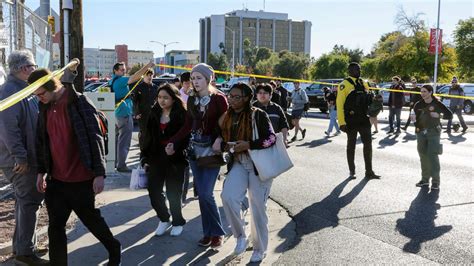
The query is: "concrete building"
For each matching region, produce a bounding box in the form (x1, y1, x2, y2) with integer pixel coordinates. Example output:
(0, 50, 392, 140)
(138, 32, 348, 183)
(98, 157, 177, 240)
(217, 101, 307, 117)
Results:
(84, 45, 153, 78)
(164, 50, 199, 74)
(199, 9, 311, 64)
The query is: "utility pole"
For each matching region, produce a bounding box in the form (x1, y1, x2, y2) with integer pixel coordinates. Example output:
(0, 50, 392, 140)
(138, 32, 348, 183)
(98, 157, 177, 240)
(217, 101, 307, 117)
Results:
(0, 0, 5, 64)
(16, 0, 26, 49)
(60, 0, 84, 92)
(433, 0, 441, 87)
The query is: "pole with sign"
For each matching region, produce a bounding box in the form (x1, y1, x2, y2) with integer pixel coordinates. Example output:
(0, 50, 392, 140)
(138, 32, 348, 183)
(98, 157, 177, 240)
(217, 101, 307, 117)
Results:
(432, 0, 441, 87)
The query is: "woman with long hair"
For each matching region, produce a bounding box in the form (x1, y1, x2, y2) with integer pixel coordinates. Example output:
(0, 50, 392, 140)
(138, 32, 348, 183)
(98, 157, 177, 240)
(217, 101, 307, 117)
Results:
(166, 63, 227, 249)
(412, 85, 452, 190)
(140, 83, 188, 236)
(215, 83, 276, 263)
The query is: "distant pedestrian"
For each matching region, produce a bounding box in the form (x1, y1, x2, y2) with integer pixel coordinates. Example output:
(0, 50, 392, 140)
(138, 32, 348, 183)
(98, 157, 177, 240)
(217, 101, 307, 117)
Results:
(140, 83, 188, 237)
(110, 61, 155, 172)
(179, 71, 192, 104)
(388, 76, 405, 134)
(289, 81, 308, 142)
(412, 85, 452, 190)
(131, 68, 157, 133)
(275, 79, 289, 111)
(337, 62, 380, 180)
(173, 77, 182, 89)
(324, 86, 340, 136)
(368, 94, 384, 134)
(0, 50, 49, 265)
(403, 78, 422, 131)
(216, 82, 276, 263)
(269, 81, 281, 106)
(445, 77, 468, 133)
(31, 59, 122, 266)
(166, 63, 227, 249)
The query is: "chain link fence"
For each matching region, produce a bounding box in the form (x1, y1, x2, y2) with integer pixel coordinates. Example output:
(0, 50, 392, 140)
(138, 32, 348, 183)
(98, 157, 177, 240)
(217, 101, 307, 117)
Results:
(0, 1, 53, 70)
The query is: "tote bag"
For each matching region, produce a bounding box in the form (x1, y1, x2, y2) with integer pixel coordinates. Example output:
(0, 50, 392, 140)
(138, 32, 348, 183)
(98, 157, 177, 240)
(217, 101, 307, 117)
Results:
(130, 165, 148, 190)
(248, 111, 293, 182)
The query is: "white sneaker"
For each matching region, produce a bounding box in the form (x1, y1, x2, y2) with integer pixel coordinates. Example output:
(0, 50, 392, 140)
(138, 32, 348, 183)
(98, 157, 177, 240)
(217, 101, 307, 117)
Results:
(233, 237, 249, 255)
(250, 250, 266, 263)
(154, 221, 171, 236)
(170, 226, 183, 236)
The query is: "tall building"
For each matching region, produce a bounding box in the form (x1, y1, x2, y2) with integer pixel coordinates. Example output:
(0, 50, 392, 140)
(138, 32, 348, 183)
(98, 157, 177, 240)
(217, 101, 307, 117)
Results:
(84, 45, 153, 78)
(199, 9, 311, 64)
(165, 50, 199, 74)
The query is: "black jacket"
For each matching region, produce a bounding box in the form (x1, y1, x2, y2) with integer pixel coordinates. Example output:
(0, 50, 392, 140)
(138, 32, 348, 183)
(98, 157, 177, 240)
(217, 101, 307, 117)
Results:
(140, 103, 189, 166)
(37, 83, 106, 178)
(276, 86, 288, 111)
(388, 83, 405, 108)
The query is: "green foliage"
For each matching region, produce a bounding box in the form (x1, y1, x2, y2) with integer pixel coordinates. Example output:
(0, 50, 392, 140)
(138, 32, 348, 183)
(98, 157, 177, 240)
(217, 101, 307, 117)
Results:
(309, 53, 350, 79)
(207, 52, 229, 73)
(453, 18, 474, 81)
(128, 63, 143, 76)
(255, 53, 278, 76)
(273, 52, 310, 79)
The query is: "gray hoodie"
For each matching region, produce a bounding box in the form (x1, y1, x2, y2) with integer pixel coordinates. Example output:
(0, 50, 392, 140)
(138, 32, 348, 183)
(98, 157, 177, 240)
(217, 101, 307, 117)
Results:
(291, 88, 309, 111)
(0, 74, 39, 168)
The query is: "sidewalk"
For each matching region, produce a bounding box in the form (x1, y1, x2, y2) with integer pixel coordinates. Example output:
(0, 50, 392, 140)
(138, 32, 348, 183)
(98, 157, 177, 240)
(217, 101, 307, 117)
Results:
(305, 106, 474, 126)
(7, 133, 294, 265)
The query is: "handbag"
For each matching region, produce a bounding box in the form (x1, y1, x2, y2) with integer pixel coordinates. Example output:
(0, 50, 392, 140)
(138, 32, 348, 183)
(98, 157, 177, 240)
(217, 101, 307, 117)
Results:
(248, 111, 294, 182)
(191, 139, 228, 168)
(130, 165, 148, 190)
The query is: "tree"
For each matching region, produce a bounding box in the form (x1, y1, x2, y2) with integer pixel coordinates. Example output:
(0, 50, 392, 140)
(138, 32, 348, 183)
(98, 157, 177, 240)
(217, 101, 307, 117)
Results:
(243, 38, 257, 69)
(273, 52, 310, 79)
(255, 47, 272, 62)
(207, 52, 229, 73)
(331, 45, 364, 63)
(453, 18, 474, 81)
(128, 63, 143, 76)
(309, 53, 349, 79)
(254, 53, 278, 76)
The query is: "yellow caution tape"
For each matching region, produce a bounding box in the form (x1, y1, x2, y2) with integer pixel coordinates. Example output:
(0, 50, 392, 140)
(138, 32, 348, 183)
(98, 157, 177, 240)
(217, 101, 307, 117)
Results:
(114, 70, 150, 110)
(0, 62, 75, 112)
(155, 64, 474, 101)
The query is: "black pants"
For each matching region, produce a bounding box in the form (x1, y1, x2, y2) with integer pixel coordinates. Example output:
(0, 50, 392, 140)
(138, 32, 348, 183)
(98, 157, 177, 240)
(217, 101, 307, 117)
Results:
(45, 178, 121, 266)
(147, 162, 186, 226)
(346, 125, 373, 175)
(404, 106, 414, 128)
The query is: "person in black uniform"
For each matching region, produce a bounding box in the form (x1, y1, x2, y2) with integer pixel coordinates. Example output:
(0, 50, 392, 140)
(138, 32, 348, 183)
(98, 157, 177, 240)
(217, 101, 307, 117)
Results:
(131, 68, 158, 133)
(403, 77, 422, 131)
(412, 85, 452, 190)
(336, 62, 380, 180)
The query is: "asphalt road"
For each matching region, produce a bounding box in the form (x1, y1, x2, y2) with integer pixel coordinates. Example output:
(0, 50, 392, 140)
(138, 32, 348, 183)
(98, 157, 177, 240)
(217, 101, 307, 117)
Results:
(270, 117, 473, 264)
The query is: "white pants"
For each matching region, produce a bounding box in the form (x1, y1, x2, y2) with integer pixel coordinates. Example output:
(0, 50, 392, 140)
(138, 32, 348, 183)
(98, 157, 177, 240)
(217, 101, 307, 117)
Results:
(221, 155, 272, 253)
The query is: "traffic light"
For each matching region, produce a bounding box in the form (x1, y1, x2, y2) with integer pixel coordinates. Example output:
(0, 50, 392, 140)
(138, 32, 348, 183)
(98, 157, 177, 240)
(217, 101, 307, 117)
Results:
(47, 15, 55, 34)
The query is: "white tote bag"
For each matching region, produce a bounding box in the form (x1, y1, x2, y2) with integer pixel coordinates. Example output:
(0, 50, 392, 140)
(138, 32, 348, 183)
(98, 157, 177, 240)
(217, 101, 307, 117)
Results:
(130, 166, 148, 190)
(248, 111, 293, 182)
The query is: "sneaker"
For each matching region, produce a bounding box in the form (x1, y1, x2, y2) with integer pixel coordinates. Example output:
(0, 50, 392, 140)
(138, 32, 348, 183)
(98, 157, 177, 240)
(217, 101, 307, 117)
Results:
(170, 226, 183, 236)
(443, 129, 451, 133)
(14, 254, 49, 265)
(154, 221, 171, 236)
(395, 129, 401, 134)
(348, 173, 357, 180)
(301, 129, 307, 139)
(249, 250, 266, 263)
(365, 172, 381, 179)
(453, 124, 460, 132)
(462, 127, 468, 133)
(116, 166, 132, 173)
(372, 130, 378, 134)
(290, 136, 297, 142)
(415, 181, 429, 187)
(198, 236, 212, 247)
(431, 183, 440, 190)
(324, 131, 330, 136)
(335, 130, 341, 135)
(107, 244, 122, 266)
(233, 237, 249, 255)
(388, 129, 394, 134)
(210, 236, 223, 250)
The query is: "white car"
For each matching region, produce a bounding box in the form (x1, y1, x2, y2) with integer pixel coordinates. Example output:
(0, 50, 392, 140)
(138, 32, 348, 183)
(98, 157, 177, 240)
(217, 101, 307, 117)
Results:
(437, 83, 474, 114)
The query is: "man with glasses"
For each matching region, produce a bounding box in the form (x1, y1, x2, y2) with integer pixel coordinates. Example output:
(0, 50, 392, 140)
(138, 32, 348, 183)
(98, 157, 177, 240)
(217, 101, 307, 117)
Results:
(110, 61, 154, 172)
(0, 50, 49, 265)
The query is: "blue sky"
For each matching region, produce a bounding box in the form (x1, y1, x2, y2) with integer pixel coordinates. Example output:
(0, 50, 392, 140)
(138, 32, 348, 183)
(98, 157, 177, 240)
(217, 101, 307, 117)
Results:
(26, 0, 473, 59)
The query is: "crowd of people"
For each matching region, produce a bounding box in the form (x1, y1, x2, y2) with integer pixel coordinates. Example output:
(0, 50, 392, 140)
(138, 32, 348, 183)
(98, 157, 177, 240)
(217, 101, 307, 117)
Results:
(0, 48, 470, 265)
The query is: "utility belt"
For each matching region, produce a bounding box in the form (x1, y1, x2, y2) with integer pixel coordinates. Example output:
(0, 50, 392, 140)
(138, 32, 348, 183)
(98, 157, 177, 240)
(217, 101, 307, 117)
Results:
(416, 126, 441, 135)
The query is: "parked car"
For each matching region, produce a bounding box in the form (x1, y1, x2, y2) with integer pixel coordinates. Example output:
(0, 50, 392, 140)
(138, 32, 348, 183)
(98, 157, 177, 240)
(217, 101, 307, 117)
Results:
(436, 83, 474, 114)
(84, 81, 106, 92)
(304, 79, 342, 113)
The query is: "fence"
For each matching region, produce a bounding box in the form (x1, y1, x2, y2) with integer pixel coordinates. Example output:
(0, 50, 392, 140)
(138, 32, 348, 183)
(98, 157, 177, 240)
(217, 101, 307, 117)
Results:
(0, 1, 53, 69)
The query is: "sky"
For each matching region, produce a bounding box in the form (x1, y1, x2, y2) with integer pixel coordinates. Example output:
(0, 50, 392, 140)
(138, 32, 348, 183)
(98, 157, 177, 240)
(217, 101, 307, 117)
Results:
(25, 0, 473, 59)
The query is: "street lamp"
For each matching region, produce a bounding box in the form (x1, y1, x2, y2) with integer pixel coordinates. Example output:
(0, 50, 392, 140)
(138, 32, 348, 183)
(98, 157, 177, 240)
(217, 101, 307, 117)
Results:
(225, 26, 236, 77)
(433, 0, 441, 87)
(150, 40, 179, 73)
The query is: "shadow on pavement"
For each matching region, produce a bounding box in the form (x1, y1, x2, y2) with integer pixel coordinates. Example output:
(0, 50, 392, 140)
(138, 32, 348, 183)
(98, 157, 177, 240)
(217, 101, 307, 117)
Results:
(275, 177, 368, 251)
(443, 132, 467, 144)
(377, 134, 400, 149)
(296, 138, 332, 148)
(396, 187, 452, 254)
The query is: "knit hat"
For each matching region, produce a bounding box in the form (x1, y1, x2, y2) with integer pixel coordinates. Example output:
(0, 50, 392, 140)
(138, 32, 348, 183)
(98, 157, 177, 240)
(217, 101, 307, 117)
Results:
(191, 63, 214, 82)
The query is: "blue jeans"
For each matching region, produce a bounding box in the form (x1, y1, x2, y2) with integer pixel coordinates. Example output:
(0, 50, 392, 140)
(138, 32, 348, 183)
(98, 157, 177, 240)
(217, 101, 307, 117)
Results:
(327, 107, 339, 133)
(189, 160, 226, 237)
(388, 107, 402, 131)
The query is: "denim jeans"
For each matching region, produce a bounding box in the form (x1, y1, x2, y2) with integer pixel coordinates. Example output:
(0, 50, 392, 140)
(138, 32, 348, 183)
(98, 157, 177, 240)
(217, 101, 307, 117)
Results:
(189, 160, 226, 237)
(327, 107, 340, 133)
(389, 107, 402, 130)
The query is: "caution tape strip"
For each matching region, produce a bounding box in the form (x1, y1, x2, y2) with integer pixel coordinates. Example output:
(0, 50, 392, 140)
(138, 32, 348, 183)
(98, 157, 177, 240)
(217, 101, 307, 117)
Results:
(114, 70, 149, 110)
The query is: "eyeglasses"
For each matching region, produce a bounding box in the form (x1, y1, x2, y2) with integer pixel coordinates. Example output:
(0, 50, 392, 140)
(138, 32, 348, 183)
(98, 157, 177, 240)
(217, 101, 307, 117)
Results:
(25, 64, 38, 69)
(227, 94, 244, 101)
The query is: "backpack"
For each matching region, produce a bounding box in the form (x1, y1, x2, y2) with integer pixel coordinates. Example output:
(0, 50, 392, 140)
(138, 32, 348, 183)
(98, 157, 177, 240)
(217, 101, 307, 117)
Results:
(96, 111, 109, 155)
(343, 78, 372, 126)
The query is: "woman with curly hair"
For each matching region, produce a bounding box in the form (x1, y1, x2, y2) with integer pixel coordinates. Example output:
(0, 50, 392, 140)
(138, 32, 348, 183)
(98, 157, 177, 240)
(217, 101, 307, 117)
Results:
(214, 82, 276, 263)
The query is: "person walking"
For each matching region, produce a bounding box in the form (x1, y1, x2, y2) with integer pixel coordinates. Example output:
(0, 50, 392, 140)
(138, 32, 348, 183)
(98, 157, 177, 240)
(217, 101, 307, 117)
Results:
(289, 81, 308, 142)
(445, 77, 468, 133)
(131, 68, 158, 134)
(275, 79, 289, 111)
(336, 62, 380, 180)
(324, 86, 341, 136)
(403, 77, 422, 131)
(0, 50, 49, 265)
(31, 60, 122, 266)
(110, 61, 155, 172)
(140, 83, 188, 237)
(368, 93, 384, 134)
(412, 85, 452, 190)
(215, 82, 276, 263)
(166, 63, 227, 249)
(388, 76, 405, 134)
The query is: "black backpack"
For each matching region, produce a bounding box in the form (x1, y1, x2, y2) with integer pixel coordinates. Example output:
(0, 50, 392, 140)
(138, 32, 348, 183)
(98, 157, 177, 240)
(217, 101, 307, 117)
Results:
(343, 78, 372, 126)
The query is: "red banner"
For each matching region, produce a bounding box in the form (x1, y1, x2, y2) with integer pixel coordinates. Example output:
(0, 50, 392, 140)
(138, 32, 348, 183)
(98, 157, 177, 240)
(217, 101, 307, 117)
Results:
(429, 28, 443, 54)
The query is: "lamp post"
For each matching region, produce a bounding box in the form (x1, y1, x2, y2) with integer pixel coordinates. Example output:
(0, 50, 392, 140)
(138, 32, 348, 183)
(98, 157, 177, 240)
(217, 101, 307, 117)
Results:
(225, 26, 235, 77)
(433, 0, 441, 88)
(150, 40, 179, 73)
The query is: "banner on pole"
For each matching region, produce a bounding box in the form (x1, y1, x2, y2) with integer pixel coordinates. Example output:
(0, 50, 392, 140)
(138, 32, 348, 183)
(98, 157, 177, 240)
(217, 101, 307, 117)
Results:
(429, 28, 443, 54)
